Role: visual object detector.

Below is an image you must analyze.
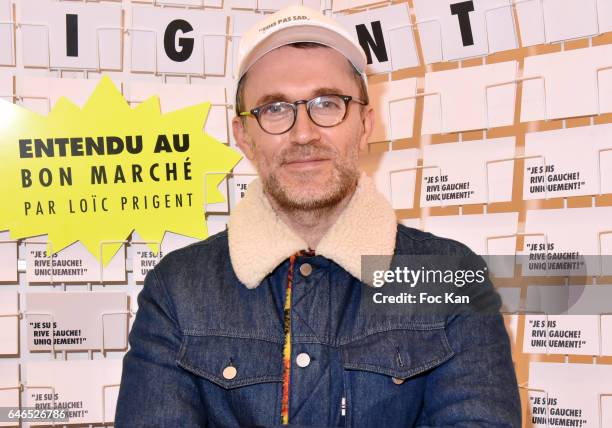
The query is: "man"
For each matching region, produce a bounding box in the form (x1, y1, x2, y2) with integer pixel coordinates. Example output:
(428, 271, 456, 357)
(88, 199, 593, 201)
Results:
(115, 5, 521, 427)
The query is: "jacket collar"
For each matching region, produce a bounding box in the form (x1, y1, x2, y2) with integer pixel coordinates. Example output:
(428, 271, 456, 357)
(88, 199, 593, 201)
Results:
(227, 171, 398, 289)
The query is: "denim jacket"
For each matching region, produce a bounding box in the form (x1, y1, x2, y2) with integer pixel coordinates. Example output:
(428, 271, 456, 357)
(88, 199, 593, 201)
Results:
(115, 172, 521, 427)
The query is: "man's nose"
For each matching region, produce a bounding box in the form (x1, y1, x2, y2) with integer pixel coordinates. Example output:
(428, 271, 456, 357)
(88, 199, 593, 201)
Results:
(289, 103, 320, 144)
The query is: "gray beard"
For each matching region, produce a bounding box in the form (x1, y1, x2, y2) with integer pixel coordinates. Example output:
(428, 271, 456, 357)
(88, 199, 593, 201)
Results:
(261, 164, 359, 213)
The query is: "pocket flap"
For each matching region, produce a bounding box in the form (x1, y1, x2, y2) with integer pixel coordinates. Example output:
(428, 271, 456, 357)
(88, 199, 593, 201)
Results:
(177, 335, 284, 389)
(341, 328, 454, 380)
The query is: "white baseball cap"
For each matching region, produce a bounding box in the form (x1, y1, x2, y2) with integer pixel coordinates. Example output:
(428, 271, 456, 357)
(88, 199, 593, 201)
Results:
(234, 5, 367, 100)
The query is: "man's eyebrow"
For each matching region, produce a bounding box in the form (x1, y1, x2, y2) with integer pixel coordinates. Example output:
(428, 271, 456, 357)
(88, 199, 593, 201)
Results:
(253, 87, 346, 107)
(254, 93, 290, 107)
(311, 87, 345, 97)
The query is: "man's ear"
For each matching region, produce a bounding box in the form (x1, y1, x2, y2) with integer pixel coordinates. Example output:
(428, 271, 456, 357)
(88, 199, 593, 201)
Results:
(232, 115, 255, 160)
(358, 104, 375, 152)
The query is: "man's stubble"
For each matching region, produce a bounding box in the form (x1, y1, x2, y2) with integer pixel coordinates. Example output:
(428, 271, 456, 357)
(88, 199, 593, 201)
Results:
(256, 141, 361, 213)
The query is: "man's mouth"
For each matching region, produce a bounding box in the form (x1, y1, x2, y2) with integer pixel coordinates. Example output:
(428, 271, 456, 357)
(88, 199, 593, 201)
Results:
(284, 157, 329, 164)
(283, 157, 331, 170)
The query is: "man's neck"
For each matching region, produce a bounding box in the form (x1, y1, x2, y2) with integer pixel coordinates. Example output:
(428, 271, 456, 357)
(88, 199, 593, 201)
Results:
(264, 184, 357, 250)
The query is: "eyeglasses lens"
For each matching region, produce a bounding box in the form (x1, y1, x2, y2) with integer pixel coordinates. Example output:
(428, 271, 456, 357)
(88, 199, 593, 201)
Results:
(258, 95, 347, 134)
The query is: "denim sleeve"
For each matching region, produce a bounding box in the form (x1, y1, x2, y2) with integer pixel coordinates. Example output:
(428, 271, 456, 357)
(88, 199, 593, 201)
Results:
(114, 268, 206, 428)
(416, 251, 522, 428)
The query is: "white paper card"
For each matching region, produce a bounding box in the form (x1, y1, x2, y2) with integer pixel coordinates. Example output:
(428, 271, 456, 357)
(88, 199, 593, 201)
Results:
(0, 0, 13, 66)
(24, 236, 126, 283)
(0, 291, 18, 355)
(227, 157, 257, 207)
(17, 76, 121, 115)
(521, 45, 612, 122)
(497, 287, 520, 345)
(233, 174, 257, 204)
(422, 61, 517, 134)
(523, 207, 612, 276)
(231, 12, 264, 78)
(368, 78, 417, 143)
(0, 72, 12, 102)
(528, 362, 612, 428)
(514, 0, 544, 47)
(131, 237, 162, 283)
(567, 284, 612, 356)
(523, 284, 612, 356)
(523, 123, 612, 199)
(19, 0, 122, 70)
(524, 315, 605, 356)
(0, 364, 19, 427)
(336, 4, 418, 74)
(206, 214, 228, 236)
(131, 231, 199, 282)
(0, 230, 18, 282)
(131, 6, 226, 75)
(515, 0, 600, 46)
(497, 287, 520, 313)
(599, 0, 612, 33)
(25, 291, 128, 352)
(413, 0, 517, 64)
(420, 137, 515, 206)
(424, 212, 518, 254)
(425, 208, 518, 246)
(25, 359, 122, 425)
(505, 314, 519, 350)
(161, 231, 199, 255)
(359, 148, 419, 209)
(424, 212, 518, 278)
(126, 81, 228, 144)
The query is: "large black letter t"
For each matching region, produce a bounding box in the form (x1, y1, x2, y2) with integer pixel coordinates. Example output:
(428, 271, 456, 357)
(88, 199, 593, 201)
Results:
(450, 1, 475, 46)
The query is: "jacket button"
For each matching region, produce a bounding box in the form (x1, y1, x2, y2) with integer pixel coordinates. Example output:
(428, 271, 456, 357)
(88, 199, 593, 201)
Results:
(392, 377, 405, 385)
(222, 366, 237, 380)
(296, 352, 311, 368)
(299, 263, 312, 277)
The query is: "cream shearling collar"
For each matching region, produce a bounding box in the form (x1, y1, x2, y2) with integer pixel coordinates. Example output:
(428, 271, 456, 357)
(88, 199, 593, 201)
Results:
(227, 172, 398, 289)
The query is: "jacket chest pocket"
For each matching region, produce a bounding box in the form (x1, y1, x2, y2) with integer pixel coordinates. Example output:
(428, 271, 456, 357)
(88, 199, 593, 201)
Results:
(340, 326, 455, 427)
(176, 334, 284, 389)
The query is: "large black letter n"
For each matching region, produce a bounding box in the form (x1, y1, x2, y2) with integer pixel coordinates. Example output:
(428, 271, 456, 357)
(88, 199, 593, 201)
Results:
(355, 21, 388, 64)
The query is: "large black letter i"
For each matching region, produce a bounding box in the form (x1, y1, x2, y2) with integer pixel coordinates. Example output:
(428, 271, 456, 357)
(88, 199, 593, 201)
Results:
(66, 14, 78, 57)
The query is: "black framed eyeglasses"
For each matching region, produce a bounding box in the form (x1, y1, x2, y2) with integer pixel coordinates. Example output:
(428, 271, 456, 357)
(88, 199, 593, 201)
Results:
(239, 94, 367, 135)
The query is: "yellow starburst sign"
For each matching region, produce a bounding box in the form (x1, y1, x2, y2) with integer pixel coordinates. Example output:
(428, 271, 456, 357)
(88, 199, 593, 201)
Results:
(0, 75, 242, 265)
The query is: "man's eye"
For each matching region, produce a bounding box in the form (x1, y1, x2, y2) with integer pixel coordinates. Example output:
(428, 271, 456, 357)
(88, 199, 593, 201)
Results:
(319, 98, 341, 109)
(263, 103, 288, 114)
